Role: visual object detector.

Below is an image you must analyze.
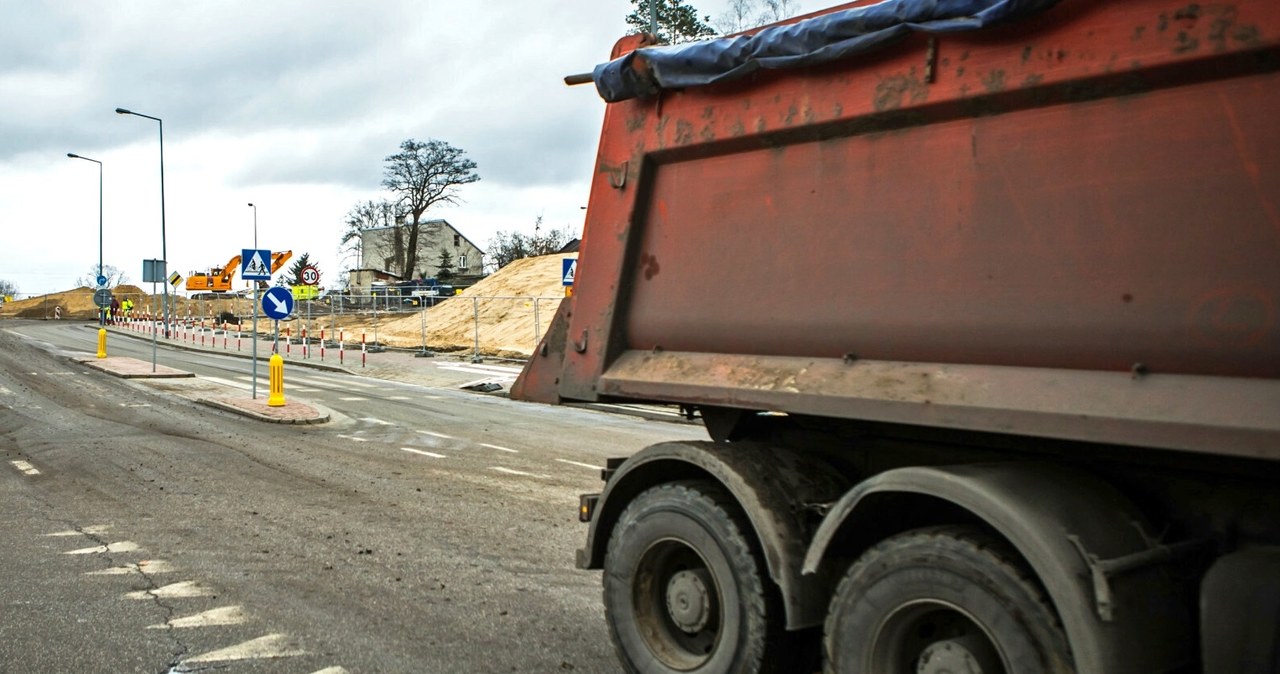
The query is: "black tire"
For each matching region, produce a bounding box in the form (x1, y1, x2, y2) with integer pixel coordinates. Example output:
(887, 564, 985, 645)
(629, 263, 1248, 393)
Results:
(824, 525, 1074, 674)
(603, 480, 789, 674)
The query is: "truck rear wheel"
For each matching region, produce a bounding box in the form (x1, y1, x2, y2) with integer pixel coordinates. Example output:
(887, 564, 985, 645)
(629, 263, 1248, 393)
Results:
(603, 480, 788, 674)
(824, 525, 1073, 674)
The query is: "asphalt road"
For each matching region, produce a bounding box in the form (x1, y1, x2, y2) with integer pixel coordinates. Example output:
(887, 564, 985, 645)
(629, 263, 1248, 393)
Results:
(0, 320, 705, 673)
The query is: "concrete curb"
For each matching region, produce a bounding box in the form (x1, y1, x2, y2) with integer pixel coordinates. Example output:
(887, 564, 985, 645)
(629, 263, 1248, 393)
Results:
(197, 396, 331, 425)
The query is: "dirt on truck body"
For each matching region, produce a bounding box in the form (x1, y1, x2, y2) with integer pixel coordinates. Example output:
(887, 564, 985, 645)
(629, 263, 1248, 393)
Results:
(513, 0, 1280, 673)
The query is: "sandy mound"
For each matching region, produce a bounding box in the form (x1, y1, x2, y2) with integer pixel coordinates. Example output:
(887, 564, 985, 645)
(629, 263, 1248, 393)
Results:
(1, 285, 153, 320)
(374, 253, 575, 358)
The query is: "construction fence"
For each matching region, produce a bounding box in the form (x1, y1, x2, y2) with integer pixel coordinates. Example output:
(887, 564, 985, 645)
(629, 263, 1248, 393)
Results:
(38, 292, 566, 361)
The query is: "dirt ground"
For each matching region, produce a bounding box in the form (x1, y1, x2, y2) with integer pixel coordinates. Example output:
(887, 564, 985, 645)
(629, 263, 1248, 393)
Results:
(0, 254, 576, 359)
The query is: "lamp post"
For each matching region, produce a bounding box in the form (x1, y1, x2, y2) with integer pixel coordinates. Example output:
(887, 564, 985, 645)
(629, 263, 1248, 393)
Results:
(115, 107, 169, 341)
(248, 202, 259, 399)
(67, 153, 104, 326)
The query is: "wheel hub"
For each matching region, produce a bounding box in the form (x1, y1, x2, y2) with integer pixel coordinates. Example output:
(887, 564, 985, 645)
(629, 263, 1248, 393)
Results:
(665, 569, 713, 634)
(916, 635, 1000, 674)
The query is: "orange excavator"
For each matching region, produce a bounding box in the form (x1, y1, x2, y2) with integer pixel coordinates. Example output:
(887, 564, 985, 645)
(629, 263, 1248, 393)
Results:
(186, 250, 292, 298)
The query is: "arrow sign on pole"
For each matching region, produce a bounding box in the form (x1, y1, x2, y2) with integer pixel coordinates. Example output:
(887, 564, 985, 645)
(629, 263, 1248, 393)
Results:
(262, 286, 294, 320)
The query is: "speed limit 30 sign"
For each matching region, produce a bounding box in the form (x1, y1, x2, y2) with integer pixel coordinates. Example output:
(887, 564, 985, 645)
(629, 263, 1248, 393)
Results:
(300, 265, 320, 286)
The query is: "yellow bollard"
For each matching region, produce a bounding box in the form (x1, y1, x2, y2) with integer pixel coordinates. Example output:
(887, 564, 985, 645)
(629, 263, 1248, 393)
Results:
(267, 353, 286, 407)
(97, 328, 107, 359)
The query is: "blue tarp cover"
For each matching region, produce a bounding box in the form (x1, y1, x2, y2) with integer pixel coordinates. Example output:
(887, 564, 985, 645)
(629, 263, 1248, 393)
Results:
(593, 0, 1061, 102)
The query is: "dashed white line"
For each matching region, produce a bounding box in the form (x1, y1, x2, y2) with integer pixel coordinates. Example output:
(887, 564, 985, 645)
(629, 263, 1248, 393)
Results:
(480, 443, 518, 454)
(203, 376, 251, 390)
(0, 386, 13, 395)
(182, 633, 306, 663)
(46, 525, 111, 537)
(490, 466, 551, 479)
(418, 430, 453, 440)
(387, 395, 411, 401)
(10, 460, 40, 476)
(340, 396, 369, 401)
(148, 605, 247, 629)
(126, 580, 215, 600)
(401, 447, 446, 459)
(66, 541, 141, 555)
(87, 559, 176, 576)
(556, 459, 602, 470)
(336, 434, 369, 443)
(358, 417, 393, 425)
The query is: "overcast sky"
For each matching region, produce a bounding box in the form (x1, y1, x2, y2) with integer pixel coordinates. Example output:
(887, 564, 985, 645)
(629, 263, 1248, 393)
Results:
(1, 1, 752, 297)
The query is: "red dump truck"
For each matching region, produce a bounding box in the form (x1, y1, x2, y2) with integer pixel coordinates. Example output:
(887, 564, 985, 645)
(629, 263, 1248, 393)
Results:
(513, 1, 1280, 672)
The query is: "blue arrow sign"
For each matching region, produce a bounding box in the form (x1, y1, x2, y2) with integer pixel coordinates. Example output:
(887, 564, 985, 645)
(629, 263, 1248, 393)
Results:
(241, 248, 272, 281)
(262, 286, 294, 320)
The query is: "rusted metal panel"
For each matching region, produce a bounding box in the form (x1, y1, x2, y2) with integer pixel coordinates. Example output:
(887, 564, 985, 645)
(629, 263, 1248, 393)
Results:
(533, 0, 1280, 454)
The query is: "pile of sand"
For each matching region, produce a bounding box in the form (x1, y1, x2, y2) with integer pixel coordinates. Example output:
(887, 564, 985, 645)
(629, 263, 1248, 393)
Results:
(374, 253, 575, 358)
(0, 285, 150, 320)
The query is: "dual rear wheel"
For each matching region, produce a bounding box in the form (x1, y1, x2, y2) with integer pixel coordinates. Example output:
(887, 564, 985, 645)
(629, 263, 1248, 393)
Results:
(603, 482, 1072, 674)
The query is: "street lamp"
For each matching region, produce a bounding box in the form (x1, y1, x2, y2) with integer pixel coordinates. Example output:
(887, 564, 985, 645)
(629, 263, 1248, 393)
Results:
(248, 202, 257, 248)
(115, 107, 169, 340)
(67, 152, 104, 325)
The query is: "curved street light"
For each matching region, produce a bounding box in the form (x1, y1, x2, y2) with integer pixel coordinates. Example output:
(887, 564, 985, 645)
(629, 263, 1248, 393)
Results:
(116, 106, 168, 367)
(67, 153, 104, 325)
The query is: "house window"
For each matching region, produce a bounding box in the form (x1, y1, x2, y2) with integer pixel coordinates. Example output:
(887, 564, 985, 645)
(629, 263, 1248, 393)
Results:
(453, 234, 460, 246)
(457, 255, 468, 270)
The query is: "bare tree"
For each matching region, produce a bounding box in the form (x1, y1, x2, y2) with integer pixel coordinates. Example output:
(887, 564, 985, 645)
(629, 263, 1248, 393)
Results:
(486, 215, 575, 271)
(382, 139, 480, 280)
(713, 0, 801, 34)
(340, 198, 402, 270)
(0, 279, 17, 297)
(74, 264, 129, 288)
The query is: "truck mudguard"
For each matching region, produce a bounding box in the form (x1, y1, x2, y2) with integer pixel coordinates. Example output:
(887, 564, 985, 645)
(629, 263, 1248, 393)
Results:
(577, 441, 850, 629)
(594, 0, 1060, 102)
(802, 463, 1191, 673)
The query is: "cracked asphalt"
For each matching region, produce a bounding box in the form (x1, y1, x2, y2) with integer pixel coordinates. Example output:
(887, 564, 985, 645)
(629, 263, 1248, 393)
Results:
(0, 321, 704, 672)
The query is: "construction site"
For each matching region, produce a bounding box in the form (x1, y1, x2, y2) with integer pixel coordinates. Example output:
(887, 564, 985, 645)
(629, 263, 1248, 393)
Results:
(0, 253, 575, 360)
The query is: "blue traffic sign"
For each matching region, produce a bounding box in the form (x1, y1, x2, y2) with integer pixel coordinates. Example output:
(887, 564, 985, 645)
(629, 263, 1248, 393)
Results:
(241, 248, 273, 281)
(262, 286, 294, 320)
(562, 258, 577, 286)
(96, 274, 108, 287)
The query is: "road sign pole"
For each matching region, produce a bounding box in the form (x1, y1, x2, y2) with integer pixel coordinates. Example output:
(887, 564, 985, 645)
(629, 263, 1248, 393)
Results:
(252, 285, 259, 399)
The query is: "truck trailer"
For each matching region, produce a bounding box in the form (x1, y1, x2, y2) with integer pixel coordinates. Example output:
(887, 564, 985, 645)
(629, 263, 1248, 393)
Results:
(513, 0, 1279, 672)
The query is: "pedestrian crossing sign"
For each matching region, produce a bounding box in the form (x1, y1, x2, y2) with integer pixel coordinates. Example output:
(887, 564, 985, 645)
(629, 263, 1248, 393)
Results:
(241, 249, 272, 281)
(562, 258, 577, 286)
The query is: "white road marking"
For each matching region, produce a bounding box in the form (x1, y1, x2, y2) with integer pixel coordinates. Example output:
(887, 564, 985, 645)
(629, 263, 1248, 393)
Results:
(148, 605, 247, 629)
(203, 376, 252, 390)
(87, 559, 176, 575)
(310, 668, 351, 674)
(359, 417, 393, 425)
(335, 379, 374, 389)
(65, 541, 141, 555)
(491, 466, 551, 479)
(340, 396, 368, 401)
(556, 459, 602, 470)
(401, 447, 446, 459)
(387, 395, 411, 400)
(418, 430, 453, 440)
(480, 443, 518, 454)
(119, 403, 151, 408)
(126, 580, 215, 600)
(439, 363, 522, 375)
(10, 460, 41, 476)
(336, 434, 369, 443)
(46, 525, 111, 537)
(0, 386, 12, 395)
(182, 633, 306, 663)
(439, 364, 520, 378)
